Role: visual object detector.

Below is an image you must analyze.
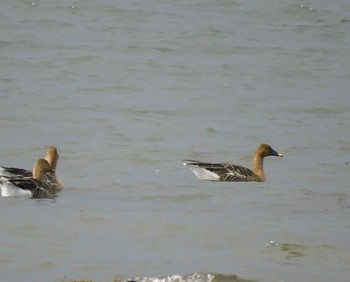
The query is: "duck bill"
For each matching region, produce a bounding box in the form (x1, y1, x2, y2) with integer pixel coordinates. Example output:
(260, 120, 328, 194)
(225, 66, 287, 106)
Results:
(272, 149, 283, 157)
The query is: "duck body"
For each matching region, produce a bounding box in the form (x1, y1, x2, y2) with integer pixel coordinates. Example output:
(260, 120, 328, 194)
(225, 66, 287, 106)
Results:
(0, 146, 63, 193)
(183, 160, 260, 182)
(183, 144, 283, 182)
(43, 146, 63, 192)
(1, 177, 55, 198)
(0, 166, 32, 180)
(0, 159, 57, 199)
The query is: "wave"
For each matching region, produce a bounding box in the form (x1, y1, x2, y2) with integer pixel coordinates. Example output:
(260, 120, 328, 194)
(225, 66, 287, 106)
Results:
(64, 273, 257, 282)
(117, 273, 256, 282)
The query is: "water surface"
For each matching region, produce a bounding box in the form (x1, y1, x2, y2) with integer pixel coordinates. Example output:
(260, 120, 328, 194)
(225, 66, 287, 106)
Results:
(0, 1, 350, 281)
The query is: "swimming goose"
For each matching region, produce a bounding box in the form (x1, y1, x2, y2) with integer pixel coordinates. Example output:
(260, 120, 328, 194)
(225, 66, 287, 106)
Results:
(0, 146, 63, 191)
(43, 146, 63, 191)
(0, 159, 57, 198)
(183, 144, 283, 182)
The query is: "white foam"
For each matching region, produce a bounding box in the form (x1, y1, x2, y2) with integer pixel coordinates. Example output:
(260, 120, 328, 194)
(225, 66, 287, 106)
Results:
(130, 273, 215, 282)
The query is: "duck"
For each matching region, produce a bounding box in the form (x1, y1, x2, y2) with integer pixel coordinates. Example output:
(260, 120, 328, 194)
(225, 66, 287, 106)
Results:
(43, 146, 63, 192)
(0, 159, 58, 198)
(0, 146, 63, 192)
(183, 144, 283, 182)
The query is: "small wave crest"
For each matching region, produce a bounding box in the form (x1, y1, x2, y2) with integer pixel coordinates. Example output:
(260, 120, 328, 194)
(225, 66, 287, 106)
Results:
(121, 273, 214, 282)
(117, 273, 256, 282)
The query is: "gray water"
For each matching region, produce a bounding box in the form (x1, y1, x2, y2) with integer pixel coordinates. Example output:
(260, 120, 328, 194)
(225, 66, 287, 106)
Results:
(1, 0, 350, 281)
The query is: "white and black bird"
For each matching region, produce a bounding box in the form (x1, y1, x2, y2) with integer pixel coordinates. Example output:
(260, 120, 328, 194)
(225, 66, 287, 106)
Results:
(0, 159, 59, 198)
(0, 146, 63, 192)
(183, 144, 283, 182)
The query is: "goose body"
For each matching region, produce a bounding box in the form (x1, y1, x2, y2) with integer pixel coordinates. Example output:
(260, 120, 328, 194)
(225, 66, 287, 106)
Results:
(0, 146, 63, 192)
(43, 146, 63, 192)
(183, 144, 283, 182)
(0, 166, 32, 179)
(0, 159, 57, 198)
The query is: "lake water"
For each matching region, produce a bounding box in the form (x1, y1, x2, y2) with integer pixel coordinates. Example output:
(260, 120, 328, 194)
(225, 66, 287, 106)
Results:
(0, 0, 350, 281)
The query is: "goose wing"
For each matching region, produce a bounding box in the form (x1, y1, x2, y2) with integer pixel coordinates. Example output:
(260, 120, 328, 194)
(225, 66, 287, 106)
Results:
(0, 166, 32, 178)
(183, 160, 256, 182)
(8, 178, 55, 199)
(218, 163, 256, 181)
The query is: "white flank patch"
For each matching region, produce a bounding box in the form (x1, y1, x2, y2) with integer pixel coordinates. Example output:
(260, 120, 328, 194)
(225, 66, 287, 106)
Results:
(188, 166, 220, 181)
(0, 182, 32, 198)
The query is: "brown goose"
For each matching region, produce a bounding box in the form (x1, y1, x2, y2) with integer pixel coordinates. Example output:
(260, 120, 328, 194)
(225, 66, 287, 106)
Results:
(0, 146, 63, 192)
(0, 159, 58, 198)
(43, 146, 63, 192)
(183, 144, 283, 182)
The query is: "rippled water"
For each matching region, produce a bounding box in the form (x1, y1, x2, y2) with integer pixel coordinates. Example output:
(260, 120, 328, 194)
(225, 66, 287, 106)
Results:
(1, 0, 350, 281)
